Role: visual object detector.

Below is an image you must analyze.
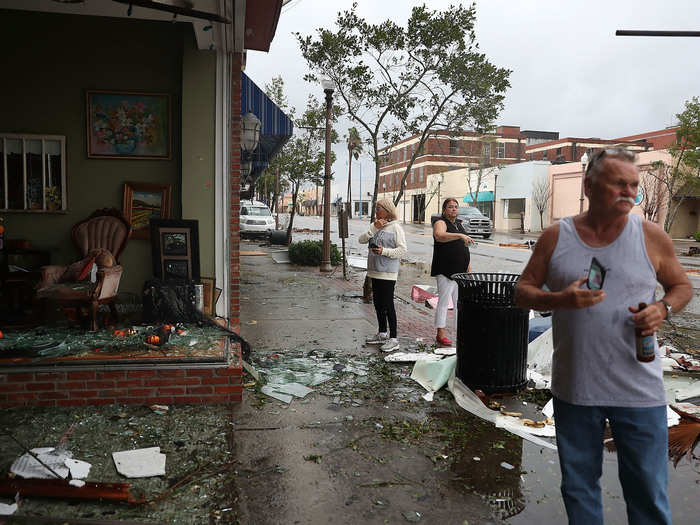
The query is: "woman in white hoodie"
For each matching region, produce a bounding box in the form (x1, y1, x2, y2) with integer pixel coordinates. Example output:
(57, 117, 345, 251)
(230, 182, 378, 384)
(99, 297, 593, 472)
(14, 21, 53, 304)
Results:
(359, 199, 407, 352)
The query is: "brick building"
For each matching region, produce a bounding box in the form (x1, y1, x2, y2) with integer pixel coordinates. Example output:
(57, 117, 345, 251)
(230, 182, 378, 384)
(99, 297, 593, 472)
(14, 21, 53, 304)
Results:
(377, 127, 557, 222)
(524, 137, 649, 164)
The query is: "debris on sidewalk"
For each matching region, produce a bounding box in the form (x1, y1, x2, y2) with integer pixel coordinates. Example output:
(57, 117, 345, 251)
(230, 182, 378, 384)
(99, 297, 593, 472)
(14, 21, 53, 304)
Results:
(112, 447, 166, 478)
(410, 284, 454, 310)
(10, 447, 89, 480)
(149, 404, 169, 415)
(384, 352, 443, 363)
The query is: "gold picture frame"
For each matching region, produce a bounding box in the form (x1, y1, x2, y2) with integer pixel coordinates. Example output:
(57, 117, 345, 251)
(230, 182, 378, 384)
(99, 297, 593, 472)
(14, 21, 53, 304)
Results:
(200, 277, 215, 316)
(123, 181, 172, 240)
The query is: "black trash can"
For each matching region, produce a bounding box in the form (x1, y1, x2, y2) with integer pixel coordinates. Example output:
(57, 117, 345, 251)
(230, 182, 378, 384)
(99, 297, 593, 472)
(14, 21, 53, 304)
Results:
(452, 272, 528, 393)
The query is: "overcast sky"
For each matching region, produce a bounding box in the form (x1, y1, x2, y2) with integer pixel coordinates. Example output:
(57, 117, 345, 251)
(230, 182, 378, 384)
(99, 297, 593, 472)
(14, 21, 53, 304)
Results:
(245, 0, 700, 199)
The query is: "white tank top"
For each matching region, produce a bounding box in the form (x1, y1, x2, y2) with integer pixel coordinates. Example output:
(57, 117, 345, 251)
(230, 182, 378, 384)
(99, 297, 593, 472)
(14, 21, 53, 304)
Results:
(546, 214, 666, 407)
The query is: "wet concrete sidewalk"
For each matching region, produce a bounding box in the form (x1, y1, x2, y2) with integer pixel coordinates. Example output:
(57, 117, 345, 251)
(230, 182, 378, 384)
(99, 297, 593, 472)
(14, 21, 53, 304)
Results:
(235, 243, 502, 524)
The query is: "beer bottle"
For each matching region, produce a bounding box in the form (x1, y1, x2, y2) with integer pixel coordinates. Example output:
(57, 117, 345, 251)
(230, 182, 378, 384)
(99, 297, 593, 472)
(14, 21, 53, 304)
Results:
(635, 303, 655, 362)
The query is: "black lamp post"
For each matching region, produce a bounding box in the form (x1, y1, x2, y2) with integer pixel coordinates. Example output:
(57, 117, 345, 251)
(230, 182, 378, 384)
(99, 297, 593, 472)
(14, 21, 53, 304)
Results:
(579, 151, 589, 213)
(320, 77, 334, 272)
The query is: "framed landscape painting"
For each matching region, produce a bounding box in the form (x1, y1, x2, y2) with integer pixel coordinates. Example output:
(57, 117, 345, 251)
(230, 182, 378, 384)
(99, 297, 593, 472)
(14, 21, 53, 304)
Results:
(86, 90, 171, 159)
(123, 182, 172, 240)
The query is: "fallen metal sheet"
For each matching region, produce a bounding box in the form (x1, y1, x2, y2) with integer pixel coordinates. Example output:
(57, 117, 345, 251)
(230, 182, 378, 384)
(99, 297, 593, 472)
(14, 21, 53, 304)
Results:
(434, 347, 456, 356)
(112, 447, 166, 478)
(271, 251, 291, 264)
(0, 478, 134, 503)
(448, 373, 557, 449)
(384, 352, 443, 363)
(675, 379, 700, 402)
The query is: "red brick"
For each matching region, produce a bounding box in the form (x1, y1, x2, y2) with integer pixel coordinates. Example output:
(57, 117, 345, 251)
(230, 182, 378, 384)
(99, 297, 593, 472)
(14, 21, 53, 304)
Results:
(214, 385, 242, 394)
(144, 378, 200, 387)
(215, 367, 243, 377)
(91, 399, 117, 405)
(128, 388, 155, 397)
(187, 385, 214, 394)
(186, 369, 214, 377)
(177, 396, 208, 404)
(58, 381, 86, 390)
(116, 379, 143, 388)
(158, 387, 186, 396)
(86, 380, 116, 389)
(201, 377, 228, 385)
(26, 383, 55, 391)
(35, 372, 66, 381)
(98, 371, 127, 379)
(58, 399, 86, 407)
(38, 391, 69, 400)
(128, 370, 156, 378)
(36, 400, 58, 407)
(7, 373, 34, 382)
(67, 371, 96, 380)
(99, 389, 129, 397)
(71, 391, 98, 398)
(149, 396, 174, 404)
(157, 369, 186, 378)
(0, 383, 25, 393)
(117, 397, 147, 405)
(8, 393, 38, 401)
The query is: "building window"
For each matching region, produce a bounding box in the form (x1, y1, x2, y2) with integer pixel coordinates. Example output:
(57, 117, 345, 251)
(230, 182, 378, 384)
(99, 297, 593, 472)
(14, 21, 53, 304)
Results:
(1, 134, 67, 212)
(556, 147, 562, 155)
(419, 167, 424, 183)
(393, 173, 398, 187)
(411, 169, 415, 184)
(497, 142, 505, 159)
(482, 143, 491, 158)
(506, 198, 525, 219)
(543, 151, 548, 160)
(449, 139, 459, 155)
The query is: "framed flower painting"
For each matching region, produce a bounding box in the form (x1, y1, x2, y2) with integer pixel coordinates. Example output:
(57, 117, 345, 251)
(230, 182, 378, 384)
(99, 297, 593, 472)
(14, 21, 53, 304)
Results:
(86, 90, 171, 159)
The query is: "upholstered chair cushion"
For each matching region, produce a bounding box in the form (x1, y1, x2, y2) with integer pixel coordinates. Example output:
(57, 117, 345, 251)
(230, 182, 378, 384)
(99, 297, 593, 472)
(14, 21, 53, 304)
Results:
(73, 216, 128, 261)
(59, 256, 96, 282)
(87, 248, 116, 268)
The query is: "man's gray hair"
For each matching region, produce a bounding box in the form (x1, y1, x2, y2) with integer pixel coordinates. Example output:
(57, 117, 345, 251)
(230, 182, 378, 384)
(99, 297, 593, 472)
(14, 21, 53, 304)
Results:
(585, 148, 637, 181)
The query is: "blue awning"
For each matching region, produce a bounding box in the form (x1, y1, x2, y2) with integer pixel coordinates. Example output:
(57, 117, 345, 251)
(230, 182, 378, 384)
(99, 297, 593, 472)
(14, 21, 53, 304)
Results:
(241, 72, 293, 181)
(463, 191, 494, 203)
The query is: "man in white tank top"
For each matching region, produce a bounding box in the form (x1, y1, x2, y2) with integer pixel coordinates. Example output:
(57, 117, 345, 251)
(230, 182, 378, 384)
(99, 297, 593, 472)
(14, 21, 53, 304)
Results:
(515, 148, 692, 525)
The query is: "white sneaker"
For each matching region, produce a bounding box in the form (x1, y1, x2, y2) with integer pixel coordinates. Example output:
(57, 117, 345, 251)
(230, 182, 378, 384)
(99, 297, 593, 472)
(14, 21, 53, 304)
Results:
(380, 338, 400, 352)
(366, 332, 389, 345)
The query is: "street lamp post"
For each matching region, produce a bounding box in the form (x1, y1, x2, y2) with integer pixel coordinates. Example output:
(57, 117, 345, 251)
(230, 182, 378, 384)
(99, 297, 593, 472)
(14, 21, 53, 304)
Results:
(320, 77, 334, 272)
(436, 173, 443, 213)
(579, 151, 589, 213)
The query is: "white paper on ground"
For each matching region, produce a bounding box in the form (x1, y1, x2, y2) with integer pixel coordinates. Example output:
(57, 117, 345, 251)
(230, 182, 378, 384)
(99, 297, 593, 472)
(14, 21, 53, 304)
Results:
(0, 503, 18, 515)
(10, 448, 70, 479)
(527, 327, 553, 380)
(542, 398, 554, 418)
(434, 347, 456, 356)
(384, 352, 443, 363)
(448, 373, 557, 450)
(65, 458, 91, 479)
(410, 356, 456, 394)
(112, 447, 166, 478)
(260, 385, 293, 404)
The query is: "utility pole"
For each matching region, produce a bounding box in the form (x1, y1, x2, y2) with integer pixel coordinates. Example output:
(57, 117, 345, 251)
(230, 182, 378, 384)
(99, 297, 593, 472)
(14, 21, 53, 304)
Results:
(320, 78, 334, 272)
(275, 166, 280, 229)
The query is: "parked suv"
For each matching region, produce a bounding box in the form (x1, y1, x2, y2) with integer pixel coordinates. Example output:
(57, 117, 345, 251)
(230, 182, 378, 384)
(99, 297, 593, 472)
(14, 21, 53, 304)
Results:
(240, 200, 275, 237)
(430, 206, 492, 239)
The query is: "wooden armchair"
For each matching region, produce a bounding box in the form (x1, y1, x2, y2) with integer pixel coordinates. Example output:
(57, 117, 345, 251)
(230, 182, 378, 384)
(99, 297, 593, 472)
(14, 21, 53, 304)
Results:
(37, 208, 132, 331)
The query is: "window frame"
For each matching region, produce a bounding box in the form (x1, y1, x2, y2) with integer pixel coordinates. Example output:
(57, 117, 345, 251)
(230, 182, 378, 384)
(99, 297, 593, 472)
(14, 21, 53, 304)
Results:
(1, 133, 67, 213)
(497, 142, 505, 159)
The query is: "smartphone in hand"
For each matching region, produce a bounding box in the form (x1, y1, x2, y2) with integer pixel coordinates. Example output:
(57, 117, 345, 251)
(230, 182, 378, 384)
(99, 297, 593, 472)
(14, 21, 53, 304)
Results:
(586, 257, 606, 290)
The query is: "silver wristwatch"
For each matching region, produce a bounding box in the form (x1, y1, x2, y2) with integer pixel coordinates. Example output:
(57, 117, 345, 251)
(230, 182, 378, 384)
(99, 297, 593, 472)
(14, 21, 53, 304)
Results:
(660, 299, 672, 319)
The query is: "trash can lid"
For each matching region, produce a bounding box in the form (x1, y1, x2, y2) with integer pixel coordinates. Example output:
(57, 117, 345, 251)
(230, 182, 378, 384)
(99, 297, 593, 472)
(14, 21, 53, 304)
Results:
(451, 272, 520, 284)
(451, 272, 522, 306)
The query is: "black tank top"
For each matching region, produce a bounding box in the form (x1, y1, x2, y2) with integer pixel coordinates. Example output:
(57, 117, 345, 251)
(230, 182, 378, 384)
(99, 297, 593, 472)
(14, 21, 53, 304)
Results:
(430, 218, 470, 279)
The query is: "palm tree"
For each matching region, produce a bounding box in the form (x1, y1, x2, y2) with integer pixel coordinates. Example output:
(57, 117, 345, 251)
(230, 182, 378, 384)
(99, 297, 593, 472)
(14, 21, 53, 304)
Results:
(346, 127, 363, 216)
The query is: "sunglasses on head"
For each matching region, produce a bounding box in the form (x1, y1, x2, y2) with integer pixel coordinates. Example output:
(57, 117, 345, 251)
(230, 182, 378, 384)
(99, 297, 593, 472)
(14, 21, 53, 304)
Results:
(584, 148, 636, 178)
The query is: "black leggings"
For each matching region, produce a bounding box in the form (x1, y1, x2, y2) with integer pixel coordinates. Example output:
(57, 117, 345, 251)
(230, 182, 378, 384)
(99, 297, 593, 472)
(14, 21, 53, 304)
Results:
(371, 278, 397, 338)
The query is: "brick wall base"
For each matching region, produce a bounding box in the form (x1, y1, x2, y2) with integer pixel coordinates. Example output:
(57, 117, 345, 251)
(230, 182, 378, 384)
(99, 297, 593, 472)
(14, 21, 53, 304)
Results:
(0, 364, 242, 408)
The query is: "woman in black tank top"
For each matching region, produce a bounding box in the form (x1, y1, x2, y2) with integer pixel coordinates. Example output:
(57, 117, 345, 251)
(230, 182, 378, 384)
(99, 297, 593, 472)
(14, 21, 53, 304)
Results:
(431, 198, 473, 346)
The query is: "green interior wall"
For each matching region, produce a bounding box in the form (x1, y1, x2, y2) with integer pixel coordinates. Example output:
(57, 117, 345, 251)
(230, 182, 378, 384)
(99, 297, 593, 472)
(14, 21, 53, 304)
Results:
(0, 9, 185, 295)
(181, 31, 216, 280)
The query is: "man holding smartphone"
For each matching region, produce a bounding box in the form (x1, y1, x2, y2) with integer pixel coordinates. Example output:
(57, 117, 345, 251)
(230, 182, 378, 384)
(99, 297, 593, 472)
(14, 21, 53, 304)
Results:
(515, 148, 692, 524)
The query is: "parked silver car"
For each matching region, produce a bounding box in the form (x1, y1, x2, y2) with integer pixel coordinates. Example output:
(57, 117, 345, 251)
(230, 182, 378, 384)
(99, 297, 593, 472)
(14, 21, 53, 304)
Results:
(431, 206, 492, 239)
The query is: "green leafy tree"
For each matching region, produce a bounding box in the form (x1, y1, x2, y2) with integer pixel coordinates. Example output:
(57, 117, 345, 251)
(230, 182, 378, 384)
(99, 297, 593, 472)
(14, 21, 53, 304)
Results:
(647, 97, 700, 233)
(346, 126, 363, 213)
(297, 2, 510, 220)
